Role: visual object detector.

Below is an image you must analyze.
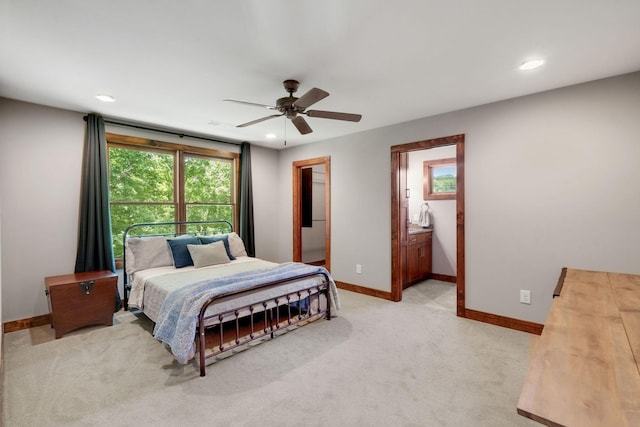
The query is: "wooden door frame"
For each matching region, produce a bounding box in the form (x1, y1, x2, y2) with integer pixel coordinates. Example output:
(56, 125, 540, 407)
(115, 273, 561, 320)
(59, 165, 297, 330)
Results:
(293, 156, 331, 271)
(391, 135, 465, 317)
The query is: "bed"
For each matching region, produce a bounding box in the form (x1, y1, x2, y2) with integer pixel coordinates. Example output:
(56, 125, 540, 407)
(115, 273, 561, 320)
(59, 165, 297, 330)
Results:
(123, 220, 340, 376)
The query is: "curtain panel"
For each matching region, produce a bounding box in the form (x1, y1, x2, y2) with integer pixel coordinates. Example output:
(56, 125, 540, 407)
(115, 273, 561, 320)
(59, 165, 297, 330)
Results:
(75, 113, 120, 309)
(239, 142, 255, 257)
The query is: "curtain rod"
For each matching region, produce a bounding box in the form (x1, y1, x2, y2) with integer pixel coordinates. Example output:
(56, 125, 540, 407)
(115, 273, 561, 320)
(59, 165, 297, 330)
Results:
(83, 115, 241, 146)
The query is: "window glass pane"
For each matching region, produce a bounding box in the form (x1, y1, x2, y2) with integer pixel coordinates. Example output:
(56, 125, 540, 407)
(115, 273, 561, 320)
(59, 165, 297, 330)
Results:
(186, 204, 233, 225)
(184, 156, 232, 203)
(432, 166, 456, 193)
(107, 136, 237, 259)
(111, 204, 176, 258)
(109, 147, 174, 202)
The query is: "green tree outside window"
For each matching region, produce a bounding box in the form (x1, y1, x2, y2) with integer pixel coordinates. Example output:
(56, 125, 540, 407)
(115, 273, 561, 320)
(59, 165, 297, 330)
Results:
(108, 144, 235, 258)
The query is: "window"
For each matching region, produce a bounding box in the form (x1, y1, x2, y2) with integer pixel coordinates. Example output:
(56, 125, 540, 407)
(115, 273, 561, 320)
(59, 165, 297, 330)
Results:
(107, 133, 238, 259)
(423, 158, 456, 200)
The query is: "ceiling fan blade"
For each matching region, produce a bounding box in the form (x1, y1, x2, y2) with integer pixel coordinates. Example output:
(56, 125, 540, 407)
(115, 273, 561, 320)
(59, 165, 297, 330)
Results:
(223, 99, 277, 110)
(236, 114, 283, 128)
(305, 110, 362, 122)
(293, 87, 329, 110)
(291, 116, 313, 135)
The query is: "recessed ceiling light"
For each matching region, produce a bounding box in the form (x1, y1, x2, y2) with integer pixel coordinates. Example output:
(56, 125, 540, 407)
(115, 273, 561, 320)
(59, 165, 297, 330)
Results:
(519, 58, 545, 71)
(265, 133, 277, 139)
(95, 94, 115, 102)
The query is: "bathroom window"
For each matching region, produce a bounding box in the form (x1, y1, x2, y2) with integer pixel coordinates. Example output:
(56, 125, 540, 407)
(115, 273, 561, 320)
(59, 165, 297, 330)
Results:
(423, 158, 456, 200)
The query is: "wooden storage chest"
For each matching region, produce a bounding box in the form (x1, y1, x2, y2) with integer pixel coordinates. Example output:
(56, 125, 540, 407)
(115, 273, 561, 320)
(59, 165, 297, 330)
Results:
(44, 270, 117, 339)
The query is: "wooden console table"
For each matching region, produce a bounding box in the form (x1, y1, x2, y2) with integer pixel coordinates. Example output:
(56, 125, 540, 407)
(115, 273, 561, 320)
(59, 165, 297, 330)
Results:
(517, 268, 640, 426)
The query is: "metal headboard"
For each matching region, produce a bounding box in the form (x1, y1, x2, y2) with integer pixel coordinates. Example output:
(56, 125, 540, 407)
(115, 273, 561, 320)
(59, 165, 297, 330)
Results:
(122, 220, 233, 310)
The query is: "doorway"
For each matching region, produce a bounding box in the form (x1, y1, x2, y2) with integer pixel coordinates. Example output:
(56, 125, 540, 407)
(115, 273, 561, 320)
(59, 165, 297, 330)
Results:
(293, 156, 331, 270)
(391, 135, 465, 316)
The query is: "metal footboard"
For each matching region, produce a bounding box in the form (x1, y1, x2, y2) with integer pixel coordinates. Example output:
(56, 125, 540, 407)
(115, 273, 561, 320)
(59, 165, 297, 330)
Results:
(196, 271, 332, 376)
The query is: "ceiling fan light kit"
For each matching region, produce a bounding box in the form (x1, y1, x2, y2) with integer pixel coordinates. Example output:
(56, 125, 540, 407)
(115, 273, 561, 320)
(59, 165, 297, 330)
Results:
(224, 79, 362, 135)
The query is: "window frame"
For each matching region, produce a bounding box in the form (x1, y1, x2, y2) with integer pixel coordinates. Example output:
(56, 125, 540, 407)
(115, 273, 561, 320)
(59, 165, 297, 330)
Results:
(423, 157, 457, 200)
(106, 133, 240, 264)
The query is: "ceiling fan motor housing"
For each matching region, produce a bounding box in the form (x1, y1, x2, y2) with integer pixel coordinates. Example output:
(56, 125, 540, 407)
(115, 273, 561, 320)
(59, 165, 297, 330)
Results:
(279, 80, 303, 118)
(277, 96, 302, 117)
(283, 79, 300, 94)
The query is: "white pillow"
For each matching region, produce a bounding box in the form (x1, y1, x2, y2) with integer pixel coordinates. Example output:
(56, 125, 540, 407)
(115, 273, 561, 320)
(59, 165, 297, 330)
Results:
(187, 241, 231, 268)
(227, 232, 248, 257)
(125, 236, 174, 274)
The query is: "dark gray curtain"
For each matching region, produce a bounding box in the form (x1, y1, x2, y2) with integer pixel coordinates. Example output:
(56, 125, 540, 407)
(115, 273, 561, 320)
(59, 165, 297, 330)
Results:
(239, 142, 255, 257)
(75, 114, 120, 308)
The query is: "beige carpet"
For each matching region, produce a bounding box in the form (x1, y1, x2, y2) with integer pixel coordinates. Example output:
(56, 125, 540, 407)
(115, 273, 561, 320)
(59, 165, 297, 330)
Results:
(3, 281, 538, 427)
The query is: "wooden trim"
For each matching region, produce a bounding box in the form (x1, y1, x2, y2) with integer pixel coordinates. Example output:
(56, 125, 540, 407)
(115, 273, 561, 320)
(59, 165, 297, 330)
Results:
(3, 314, 51, 333)
(463, 309, 543, 335)
(293, 157, 331, 271)
(455, 139, 465, 317)
(293, 165, 302, 261)
(335, 281, 393, 301)
(430, 273, 456, 283)
(234, 155, 240, 230)
(553, 267, 567, 298)
(390, 134, 465, 315)
(0, 328, 3, 422)
(106, 133, 239, 160)
(391, 134, 465, 153)
(324, 160, 331, 271)
(177, 150, 186, 228)
(390, 151, 403, 301)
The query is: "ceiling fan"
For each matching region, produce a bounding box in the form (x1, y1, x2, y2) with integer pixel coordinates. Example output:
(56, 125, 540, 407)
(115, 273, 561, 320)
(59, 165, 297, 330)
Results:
(223, 79, 362, 135)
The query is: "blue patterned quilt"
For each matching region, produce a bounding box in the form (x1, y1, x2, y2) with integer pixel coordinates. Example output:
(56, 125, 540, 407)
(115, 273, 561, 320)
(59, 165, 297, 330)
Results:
(153, 262, 338, 364)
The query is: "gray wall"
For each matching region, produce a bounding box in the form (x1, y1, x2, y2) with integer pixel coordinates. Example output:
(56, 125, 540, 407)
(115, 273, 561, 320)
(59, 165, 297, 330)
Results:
(1, 71, 639, 325)
(0, 100, 85, 323)
(0, 100, 280, 322)
(249, 144, 280, 262)
(277, 72, 640, 324)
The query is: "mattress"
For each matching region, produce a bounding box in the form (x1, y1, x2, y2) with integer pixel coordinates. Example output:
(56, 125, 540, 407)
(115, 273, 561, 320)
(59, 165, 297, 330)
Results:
(129, 256, 336, 323)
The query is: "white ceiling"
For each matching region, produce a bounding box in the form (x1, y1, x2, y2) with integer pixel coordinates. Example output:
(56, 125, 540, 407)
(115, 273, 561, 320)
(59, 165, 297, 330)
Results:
(2, 1, 640, 149)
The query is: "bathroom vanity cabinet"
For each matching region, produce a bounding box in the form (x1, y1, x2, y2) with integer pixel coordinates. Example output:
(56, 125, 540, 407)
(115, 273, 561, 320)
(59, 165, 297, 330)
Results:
(406, 228, 432, 286)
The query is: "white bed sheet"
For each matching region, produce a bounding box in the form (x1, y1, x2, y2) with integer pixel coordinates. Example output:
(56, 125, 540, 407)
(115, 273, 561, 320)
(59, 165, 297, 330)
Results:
(129, 257, 335, 323)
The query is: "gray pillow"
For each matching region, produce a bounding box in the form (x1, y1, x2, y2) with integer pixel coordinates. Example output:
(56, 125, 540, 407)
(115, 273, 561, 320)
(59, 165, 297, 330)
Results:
(198, 235, 235, 260)
(125, 236, 174, 274)
(187, 241, 231, 268)
(227, 232, 248, 257)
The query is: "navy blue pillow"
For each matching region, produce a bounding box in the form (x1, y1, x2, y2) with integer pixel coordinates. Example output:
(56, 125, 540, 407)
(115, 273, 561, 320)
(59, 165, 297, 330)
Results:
(167, 237, 201, 268)
(199, 235, 236, 260)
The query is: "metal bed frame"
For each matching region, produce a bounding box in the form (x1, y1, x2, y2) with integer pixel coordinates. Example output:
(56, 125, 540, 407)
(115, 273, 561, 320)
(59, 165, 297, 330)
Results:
(122, 221, 332, 376)
(122, 220, 234, 310)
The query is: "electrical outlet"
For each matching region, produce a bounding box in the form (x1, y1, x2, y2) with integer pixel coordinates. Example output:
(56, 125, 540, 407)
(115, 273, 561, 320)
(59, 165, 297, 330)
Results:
(520, 289, 531, 305)
(356, 264, 362, 274)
